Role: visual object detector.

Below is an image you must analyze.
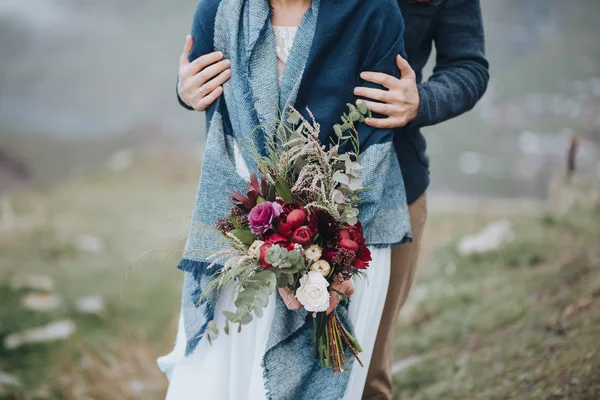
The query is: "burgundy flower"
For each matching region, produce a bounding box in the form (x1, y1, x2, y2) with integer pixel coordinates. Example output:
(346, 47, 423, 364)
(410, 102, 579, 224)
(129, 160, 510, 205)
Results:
(274, 219, 293, 237)
(291, 226, 314, 245)
(286, 209, 307, 229)
(248, 201, 283, 235)
(266, 233, 289, 246)
(339, 239, 359, 252)
(308, 209, 339, 244)
(339, 221, 365, 247)
(354, 245, 371, 270)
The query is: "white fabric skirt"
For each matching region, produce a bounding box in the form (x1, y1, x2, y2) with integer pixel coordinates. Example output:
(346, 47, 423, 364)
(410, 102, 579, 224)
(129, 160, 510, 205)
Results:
(163, 145, 391, 399)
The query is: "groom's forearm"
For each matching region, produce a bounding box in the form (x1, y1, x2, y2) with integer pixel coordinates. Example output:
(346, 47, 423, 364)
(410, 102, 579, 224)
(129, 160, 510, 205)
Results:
(411, 0, 489, 128)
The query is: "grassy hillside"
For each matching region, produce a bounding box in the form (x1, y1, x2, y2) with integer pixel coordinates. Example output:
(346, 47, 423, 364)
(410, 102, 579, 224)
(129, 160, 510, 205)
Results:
(393, 206, 600, 399)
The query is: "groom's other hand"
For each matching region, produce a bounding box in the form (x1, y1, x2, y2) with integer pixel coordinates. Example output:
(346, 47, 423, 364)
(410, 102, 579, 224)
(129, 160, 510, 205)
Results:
(354, 55, 419, 129)
(178, 35, 231, 111)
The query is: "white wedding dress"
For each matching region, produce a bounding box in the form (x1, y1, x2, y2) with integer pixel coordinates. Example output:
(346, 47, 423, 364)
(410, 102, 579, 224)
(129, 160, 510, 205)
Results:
(162, 26, 391, 400)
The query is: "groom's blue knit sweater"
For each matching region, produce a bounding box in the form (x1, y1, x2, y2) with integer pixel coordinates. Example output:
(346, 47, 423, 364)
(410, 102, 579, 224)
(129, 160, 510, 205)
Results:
(178, 0, 489, 205)
(394, 0, 489, 203)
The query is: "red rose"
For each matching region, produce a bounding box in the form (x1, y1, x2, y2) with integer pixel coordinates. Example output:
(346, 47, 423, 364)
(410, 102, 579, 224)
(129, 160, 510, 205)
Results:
(353, 245, 371, 270)
(339, 239, 359, 252)
(291, 226, 314, 245)
(346, 222, 366, 247)
(286, 209, 307, 229)
(259, 242, 273, 268)
(274, 219, 292, 237)
(266, 233, 289, 245)
(338, 229, 351, 241)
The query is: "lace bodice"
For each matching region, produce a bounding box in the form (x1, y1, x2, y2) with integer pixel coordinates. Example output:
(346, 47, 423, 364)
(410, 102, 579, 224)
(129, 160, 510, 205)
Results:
(273, 25, 299, 86)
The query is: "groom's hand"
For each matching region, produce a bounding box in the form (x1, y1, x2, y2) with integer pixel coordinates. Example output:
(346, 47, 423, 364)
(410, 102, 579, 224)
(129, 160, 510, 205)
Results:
(178, 35, 231, 111)
(354, 55, 419, 129)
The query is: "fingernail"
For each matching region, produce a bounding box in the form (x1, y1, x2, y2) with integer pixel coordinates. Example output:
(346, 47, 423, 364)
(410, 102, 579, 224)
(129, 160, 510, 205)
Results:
(360, 72, 367, 79)
(224, 60, 231, 67)
(353, 87, 360, 95)
(217, 51, 223, 58)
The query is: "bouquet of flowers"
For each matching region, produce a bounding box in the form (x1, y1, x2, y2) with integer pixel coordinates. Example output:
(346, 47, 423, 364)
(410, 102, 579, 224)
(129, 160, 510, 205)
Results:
(203, 103, 372, 374)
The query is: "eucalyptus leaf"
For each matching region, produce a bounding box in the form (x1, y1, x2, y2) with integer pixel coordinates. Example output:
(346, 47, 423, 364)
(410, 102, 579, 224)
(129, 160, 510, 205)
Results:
(254, 305, 264, 318)
(223, 311, 239, 322)
(333, 124, 343, 139)
(240, 313, 253, 325)
(286, 111, 300, 125)
(357, 101, 368, 114)
(224, 319, 230, 335)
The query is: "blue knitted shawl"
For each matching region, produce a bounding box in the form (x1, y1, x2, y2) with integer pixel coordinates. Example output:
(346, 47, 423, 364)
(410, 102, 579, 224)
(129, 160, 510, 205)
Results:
(159, 1, 411, 398)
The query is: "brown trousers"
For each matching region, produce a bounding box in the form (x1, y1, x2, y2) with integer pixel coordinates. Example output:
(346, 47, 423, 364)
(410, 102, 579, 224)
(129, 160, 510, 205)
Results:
(362, 192, 428, 399)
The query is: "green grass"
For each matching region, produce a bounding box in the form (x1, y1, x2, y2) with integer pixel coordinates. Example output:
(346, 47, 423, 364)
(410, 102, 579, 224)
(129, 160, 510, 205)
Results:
(0, 153, 200, 399)
(393, 206, 600, 399)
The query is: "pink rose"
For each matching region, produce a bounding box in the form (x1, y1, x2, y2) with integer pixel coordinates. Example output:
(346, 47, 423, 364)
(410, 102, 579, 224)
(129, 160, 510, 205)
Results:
(248, 201, 283, 235)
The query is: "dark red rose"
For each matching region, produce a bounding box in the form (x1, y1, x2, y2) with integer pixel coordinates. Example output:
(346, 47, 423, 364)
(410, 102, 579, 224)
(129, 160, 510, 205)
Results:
(286, 209, 307, 229)
(259, 242, 273, 268)
(291, 226, 314, 245)
(353, 245, 371, 270)
(339, 239, 359, 252)
(339, 222, 365, 247)
(274, 219, 292, 237)
(308, 209, 339, 242)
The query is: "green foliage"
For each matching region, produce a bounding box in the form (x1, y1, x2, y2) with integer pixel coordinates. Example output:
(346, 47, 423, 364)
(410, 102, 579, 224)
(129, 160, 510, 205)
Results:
(217, 269, 277, 335)
(229, 229, 259, 246)
(275, 177, 293, 203)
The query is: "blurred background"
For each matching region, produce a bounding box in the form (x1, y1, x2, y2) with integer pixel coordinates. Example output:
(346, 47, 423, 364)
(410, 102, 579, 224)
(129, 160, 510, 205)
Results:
(1, 0, 599, 399)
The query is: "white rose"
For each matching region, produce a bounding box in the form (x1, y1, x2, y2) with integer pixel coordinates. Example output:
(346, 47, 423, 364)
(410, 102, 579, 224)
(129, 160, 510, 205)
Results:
(248, 240, 265, 258)
(295, 271, 330, 312)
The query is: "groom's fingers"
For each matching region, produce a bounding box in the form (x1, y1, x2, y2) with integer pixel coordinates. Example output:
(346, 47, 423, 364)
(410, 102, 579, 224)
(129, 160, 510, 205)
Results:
(354, 86, 394, 103)
(360, 100, 394, 117)
(360, 71, 400, 90)
(363, 116, 397, 129)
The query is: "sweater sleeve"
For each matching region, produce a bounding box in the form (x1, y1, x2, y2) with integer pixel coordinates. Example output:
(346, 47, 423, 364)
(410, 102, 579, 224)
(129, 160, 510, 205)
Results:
(176, 0, 221, 111)
(411, 0, 490, 128)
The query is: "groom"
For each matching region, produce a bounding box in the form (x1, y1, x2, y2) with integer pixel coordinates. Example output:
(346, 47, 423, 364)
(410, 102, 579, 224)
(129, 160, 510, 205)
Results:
(176, 0, 489, 398)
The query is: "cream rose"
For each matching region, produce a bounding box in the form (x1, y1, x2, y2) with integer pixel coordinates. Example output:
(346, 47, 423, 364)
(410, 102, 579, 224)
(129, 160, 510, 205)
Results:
(310, 259, 331, 277)
(295, 271, 330, 312)
(304, 245, 323, 263)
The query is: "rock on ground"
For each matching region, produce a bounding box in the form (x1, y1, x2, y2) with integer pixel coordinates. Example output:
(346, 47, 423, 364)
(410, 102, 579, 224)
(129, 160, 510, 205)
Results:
(457, 220, 515, 256)
(4, 319, 76, 350)
(75, 296, 105, 315)
(21, 293, 62, 312)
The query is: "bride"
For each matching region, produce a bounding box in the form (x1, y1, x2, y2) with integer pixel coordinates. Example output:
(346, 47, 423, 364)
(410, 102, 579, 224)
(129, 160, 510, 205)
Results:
(158, 0, 412, 399)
